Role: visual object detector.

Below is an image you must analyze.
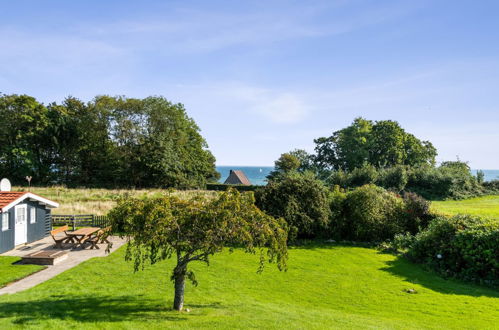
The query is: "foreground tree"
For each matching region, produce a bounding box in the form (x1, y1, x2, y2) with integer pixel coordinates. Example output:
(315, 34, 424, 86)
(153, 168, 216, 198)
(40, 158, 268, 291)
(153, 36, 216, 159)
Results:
(108, 189, 288, 311)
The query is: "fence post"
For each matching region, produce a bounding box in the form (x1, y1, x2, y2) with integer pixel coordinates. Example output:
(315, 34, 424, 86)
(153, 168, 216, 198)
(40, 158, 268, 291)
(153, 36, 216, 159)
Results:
(72, 215, 76, 231)
(92, 214, 95, 227)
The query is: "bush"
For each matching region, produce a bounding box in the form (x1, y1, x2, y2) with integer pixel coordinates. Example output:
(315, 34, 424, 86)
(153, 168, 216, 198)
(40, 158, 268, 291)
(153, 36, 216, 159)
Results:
(206, 184, 260, 192)
(337, 185, 406, 242)
(401, 192, 434, 234)
(255, 172, 331, 239)
(347, 164, 379, 187)
(406, 162, 483, 200)
(406, 215, 499, 286)
(483, 180, 499, 193)
(377, 165, 408, 192)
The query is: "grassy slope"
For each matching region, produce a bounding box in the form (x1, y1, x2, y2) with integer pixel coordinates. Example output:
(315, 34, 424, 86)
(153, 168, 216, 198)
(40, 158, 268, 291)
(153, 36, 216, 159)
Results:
(15, 187, 215, 215)
(0, 245, 497, 329)
(0, 257, 45, 288)
(431, 195, 499, 220)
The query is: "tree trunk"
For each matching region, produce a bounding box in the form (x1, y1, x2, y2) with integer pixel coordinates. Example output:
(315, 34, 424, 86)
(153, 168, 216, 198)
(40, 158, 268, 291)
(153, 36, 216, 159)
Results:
(173, 271, 186, 311)
(173, 252, 187, 311)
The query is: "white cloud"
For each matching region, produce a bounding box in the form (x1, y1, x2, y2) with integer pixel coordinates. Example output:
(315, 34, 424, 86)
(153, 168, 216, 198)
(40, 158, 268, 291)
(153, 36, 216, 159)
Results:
(251, 93, 308, 124)
(175, 82, 311, 124)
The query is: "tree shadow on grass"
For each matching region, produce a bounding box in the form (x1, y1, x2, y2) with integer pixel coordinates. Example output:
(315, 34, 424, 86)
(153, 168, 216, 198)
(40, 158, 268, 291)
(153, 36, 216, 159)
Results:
(288, 240, 376, 251)
(0, 294, 192, 326)
(380, 256, 499, 298)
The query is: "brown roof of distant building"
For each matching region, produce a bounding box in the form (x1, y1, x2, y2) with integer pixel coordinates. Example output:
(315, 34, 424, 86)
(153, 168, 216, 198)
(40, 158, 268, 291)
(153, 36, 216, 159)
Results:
(224, 170, 251, 185)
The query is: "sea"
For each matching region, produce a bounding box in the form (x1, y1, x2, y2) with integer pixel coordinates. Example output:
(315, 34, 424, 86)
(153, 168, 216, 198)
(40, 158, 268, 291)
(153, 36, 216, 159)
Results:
(216, 167, 499, 186)
(471, 169, 499, 182)
(216, 166, 274, 186)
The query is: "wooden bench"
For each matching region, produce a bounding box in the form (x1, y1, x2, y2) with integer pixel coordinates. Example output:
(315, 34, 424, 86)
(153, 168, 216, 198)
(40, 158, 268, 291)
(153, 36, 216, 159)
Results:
(84, 226, 112, 250)
(50, 225, 71, 249)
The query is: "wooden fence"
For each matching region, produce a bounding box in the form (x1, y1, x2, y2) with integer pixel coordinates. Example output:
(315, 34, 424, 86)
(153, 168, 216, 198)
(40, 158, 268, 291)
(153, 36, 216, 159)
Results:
(52, 214, 110, 231)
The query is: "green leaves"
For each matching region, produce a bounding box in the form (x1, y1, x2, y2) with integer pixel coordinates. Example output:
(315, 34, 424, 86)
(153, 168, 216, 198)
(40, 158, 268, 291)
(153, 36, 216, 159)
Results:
(108, 188, 289, 275)
(0, 94, 218, 188)
(407, 215, 499, 286)
(313, 117, 436, 171)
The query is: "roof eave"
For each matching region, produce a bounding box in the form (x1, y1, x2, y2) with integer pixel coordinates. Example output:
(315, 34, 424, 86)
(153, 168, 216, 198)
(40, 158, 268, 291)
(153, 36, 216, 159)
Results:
(1, 193, 59, 212)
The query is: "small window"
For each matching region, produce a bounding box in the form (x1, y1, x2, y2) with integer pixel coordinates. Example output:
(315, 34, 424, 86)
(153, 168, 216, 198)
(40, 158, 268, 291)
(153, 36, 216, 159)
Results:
(30, 206, 36, 224)
(2, 212, 9, 231)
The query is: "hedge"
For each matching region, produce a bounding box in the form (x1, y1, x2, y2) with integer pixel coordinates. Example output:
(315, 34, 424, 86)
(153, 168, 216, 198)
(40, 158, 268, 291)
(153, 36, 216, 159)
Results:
(206, 183, 261, 192)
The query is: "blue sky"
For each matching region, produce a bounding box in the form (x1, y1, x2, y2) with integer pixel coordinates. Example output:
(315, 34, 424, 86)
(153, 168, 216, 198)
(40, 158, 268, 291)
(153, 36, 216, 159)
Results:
(1, 0, 498, 168)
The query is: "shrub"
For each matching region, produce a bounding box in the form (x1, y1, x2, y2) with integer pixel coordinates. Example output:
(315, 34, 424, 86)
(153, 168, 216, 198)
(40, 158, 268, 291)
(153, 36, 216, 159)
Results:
(206, 184, 260, 192)
(329, 185, 347, 236)
(401, 191, 434, 234)
(327, 169, 349, 188)
(483, 180, 499, 193)
(406, 162, 483, 200)
(255, 172, 331, 239)
(377, 165, 408, 192)
(406, 215, 499, 286)
(347, 164, 379, 187)
(338, 185, 406, 242)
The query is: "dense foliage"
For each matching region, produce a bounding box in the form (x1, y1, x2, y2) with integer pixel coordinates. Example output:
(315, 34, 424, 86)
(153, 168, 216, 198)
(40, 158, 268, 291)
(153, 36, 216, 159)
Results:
(108, 188, 288, 310)
(330, 185, 434, 242)
(259, 170, 433, 242)
(336, 185, 406, 242)
(0, 94, 219, 188)
(326, 162, 484, 200)
(205, 183, 260, 192)
(256, 172, 331, 239)
(273, 118, 492, 200)
(314, 117, 437, 171)
(404, 215, 499, 287)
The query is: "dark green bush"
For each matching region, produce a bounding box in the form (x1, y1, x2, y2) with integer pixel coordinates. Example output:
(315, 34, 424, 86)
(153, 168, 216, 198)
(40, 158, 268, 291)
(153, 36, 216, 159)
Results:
(483, 180, 499, 193)
(206, 184, 260, 192)
(406, 162, 483, 200)
(377, 165, 408, 192)
(255, 172, 331, 239)
(347, 164, 379, 187)
(406, 215, 499, 286)
(337, 185, 406, 242)
(401, 191, 434, 234)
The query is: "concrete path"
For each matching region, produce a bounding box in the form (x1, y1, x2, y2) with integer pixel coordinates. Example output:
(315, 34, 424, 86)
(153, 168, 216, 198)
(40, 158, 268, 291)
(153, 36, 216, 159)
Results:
(0, 236, 126, 295)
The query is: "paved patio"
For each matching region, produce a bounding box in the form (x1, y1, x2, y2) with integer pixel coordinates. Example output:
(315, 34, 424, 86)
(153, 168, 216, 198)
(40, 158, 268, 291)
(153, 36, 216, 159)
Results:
(0, 235, 126, 295)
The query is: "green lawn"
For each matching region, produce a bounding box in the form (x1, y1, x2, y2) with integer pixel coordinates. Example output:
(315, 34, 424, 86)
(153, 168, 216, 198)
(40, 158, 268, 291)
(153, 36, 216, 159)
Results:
(0, 245, 497, 329)
(431, 195, 499, 220)
(0, 257, 45, 288)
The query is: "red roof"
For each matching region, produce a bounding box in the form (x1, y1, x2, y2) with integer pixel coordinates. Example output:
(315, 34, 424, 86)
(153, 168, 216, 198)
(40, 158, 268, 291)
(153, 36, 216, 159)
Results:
(0, 192, 28, 211)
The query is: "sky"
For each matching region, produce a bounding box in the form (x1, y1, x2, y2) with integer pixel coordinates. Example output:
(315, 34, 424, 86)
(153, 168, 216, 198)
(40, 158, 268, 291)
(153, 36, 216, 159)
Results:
(1, 0, 499, 168)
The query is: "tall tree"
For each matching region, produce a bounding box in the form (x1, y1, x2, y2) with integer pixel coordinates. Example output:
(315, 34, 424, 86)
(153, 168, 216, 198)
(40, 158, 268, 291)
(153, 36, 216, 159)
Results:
(314, 117, 372, 171)
(313, 118, 436, 171)
(0, 94, 50, 184)
(108, 189, 288, 311)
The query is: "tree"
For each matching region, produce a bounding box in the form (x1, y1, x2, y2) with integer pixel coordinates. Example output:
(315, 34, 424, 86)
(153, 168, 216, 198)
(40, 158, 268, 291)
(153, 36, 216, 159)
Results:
(314, 117, 372, 171)
(266, 152, 300, 181)
(313, 118, 436, 171)
(107, 189, 288, 311)
(0, 94, 50, 184)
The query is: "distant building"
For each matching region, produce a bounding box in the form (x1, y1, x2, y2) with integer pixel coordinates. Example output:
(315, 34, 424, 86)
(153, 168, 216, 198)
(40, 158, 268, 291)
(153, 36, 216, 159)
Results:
(224, 170, 251, 185)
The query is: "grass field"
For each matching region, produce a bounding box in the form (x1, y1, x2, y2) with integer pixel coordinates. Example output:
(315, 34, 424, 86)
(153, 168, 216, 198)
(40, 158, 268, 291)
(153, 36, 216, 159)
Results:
(0, 257, 45, 288)
(15, 186, 215, 215)
(0, 244, 497, 329)
(431, 195, 499, 220)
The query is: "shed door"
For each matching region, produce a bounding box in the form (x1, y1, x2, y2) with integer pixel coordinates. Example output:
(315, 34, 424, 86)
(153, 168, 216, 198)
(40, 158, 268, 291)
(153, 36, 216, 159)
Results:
(15, 204, 28, 245)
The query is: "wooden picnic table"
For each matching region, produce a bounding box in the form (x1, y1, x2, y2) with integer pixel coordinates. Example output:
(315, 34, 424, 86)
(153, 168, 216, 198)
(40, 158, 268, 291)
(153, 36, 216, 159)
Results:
(66, 227, 100, 249)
